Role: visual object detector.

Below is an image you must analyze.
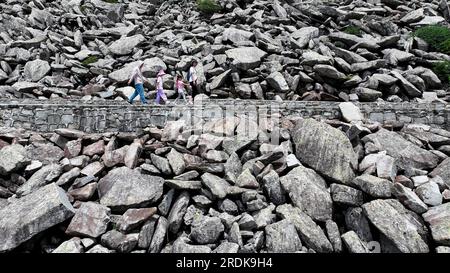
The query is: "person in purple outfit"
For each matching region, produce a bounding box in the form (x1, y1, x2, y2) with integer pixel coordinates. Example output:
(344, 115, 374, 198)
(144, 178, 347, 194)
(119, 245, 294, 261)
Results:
(155, 69, 168, 105)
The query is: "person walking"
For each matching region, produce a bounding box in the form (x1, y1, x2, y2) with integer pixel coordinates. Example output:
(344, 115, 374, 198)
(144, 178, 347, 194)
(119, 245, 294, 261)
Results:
(155, 69, 168, 105)
(188, 60, 199, 98)
(173, 74, 190, 104)
(127, 62, 148, 104)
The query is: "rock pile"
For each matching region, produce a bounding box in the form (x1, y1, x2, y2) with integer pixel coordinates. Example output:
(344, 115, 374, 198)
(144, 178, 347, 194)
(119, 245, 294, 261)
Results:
(0, 0, 450, 102)
(0, 103, 449, 253)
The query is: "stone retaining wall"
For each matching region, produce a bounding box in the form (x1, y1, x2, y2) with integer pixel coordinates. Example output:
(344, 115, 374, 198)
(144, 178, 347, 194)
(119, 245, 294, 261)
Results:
(0, 99, 449, 132)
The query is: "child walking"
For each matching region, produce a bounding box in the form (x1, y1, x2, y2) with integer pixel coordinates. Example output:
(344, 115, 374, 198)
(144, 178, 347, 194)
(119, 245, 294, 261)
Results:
(155, 69, 168, 105)
(173, 74, 190, 104)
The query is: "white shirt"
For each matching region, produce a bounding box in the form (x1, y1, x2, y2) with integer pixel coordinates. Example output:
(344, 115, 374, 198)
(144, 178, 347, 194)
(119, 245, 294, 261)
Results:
(129, 67, 144, 84)
(189, 66, 198, 83)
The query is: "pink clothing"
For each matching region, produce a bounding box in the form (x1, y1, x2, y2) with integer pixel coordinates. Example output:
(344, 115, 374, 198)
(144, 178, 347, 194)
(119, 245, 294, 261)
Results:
(176, 80, 185, 91)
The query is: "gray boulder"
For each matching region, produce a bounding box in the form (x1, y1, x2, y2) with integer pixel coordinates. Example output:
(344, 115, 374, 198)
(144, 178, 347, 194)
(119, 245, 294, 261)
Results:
(280, 165, 333, 222)
(201, 173, 231, 199)
(0, 183, 75, 252)
(24, 59, 50, 82)
(98, 167, 164, 211)
(362, 199, 429, 253)
(17, 164, 62, 196)
(422, 203, 450, 246)
(109, 34, 145, 56)
(352, 174, 393, 198)
(190, 216, 224, 244)
(267, 72, 290, 93)
(265, 220, 302, 253)
(362, 129, 440, 170)
(167, 191, 190, 234)
(276, 204, 333, 253)
(341, 231, 368, 253)
(66, 202, 110, 238)
(225, 47, 267, 70)
(292, 118, 357, 184)
(0, 144, 30, 175)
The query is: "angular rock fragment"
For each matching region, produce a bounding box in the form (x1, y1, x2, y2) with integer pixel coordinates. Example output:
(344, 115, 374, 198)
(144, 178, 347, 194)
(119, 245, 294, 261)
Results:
(362, 199, 429, 253)
(0, 183, 75, 252)
(97, 167, 164, 211)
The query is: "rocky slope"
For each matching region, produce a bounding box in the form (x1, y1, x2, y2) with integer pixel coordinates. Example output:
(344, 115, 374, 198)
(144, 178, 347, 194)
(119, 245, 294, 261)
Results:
(0, 103, 449, 253)
(1, 0, 450, 102)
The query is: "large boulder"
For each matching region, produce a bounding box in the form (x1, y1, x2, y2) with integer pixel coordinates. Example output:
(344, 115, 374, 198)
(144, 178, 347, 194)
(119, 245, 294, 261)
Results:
(291, 27, 319, 48)
(225, 47, 267, 70)
(26, 143, 64, 165)
(17, 164, 62, 196)
(24, 59, 51, 82)
(66, 202, 110, 238)
(97, 167, 164, 211)
(11, 81, 44, 93)
(267, 72, 290, 93)
(109, 58, 167, 83)
(292, 118, 357, 184)
(265, 220, 302, 253)
(167, 191, 190, 234)
(362, 199, 429, 253)
(423, 203, 450, 246)
(276, 204, 333, 253)
(0, 183, 75, 252)
(190, 216, 224, 244)
(200, 173, 231, 199)
(0, 144, 30, 175)
(109, 34, 146, 56)
(280, 165, 333, 222)
(222, 28, 254, 44)
(430, 158, 450, 188)
(392, 183, 428, 214)
(314, 64, 347, 80)
(362, 129, 440, 170)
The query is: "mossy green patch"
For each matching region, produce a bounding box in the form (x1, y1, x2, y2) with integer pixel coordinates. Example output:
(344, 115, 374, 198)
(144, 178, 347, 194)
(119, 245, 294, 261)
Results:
(343, 26, 362, 36)
(82, 56, 98, 66)
(433, 61, 450, 83)
(196, 0, 221, 14)
(414, 25, 450, 54)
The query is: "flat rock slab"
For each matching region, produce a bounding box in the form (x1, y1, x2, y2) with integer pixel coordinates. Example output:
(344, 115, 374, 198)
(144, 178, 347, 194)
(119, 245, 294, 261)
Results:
(225, 47, 267, 70)
(362, 199, 429, 253)
(0, 183, 75, 252)
(66, 202, 110, 238)
(98, 166, 164, 212)
(165, 180, 202, 190)
(362, 129, 440, 170)
(423, 203, 450, 246)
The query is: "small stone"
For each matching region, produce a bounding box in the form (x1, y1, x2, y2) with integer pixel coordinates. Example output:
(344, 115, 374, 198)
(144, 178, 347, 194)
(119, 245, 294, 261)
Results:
(415, 182, 443, 206)
(118, 207, 157, 232)
(265, 220, 302, 253)
(66, 202, 110, 238)
(190, 216, 224, 244)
